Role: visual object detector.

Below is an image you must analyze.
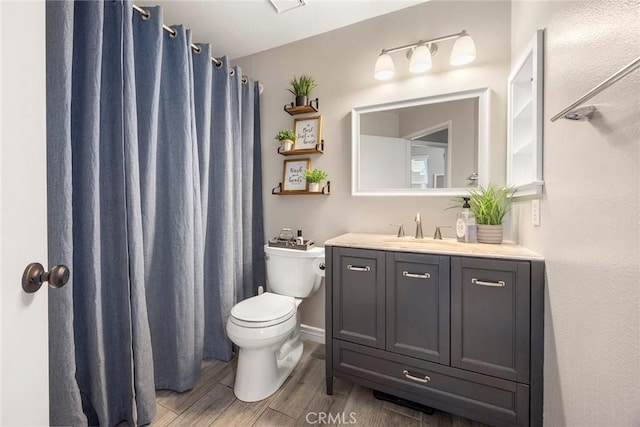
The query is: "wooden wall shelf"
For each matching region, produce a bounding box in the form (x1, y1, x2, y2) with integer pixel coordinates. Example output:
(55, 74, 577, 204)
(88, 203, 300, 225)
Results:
(272, 181, 330, 195)
(278, 140, 324, 156)
(284, 98, 319, 115)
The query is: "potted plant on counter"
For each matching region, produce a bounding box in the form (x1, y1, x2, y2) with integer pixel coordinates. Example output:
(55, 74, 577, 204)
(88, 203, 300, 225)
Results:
(303, 168, 328, 192)
(468, 184, 516, 244)
(287, 75, 317, 107)
(275, 129, 296, 152)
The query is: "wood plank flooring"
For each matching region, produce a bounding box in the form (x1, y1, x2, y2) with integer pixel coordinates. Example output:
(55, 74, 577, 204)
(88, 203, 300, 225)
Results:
(132, 341, 490, 426)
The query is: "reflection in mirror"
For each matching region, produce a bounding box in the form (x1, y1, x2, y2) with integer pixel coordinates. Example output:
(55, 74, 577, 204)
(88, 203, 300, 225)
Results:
(352, 88, 489, 196)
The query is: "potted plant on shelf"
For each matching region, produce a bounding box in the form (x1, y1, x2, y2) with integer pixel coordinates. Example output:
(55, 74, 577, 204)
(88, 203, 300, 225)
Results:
(468, 184, 516, 244)
(303, 168, 328, 192)
(287, 75, 317, 107)
(275, 129, 296, 152)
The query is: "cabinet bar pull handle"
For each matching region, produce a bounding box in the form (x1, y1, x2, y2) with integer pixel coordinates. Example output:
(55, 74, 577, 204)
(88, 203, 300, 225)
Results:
(402, 271, 431, 279)
(471, 278, 506, 287)
(402, 369, 431, 384)
(347, 265, 371, 272)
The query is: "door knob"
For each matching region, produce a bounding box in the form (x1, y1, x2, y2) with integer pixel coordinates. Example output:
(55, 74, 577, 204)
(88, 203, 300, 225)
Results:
(22, 263, 70, 294)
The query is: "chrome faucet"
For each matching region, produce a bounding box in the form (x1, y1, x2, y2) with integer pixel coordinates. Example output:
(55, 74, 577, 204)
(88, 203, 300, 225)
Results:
(433, 225, 451, 240)
(414, 212, 424, 239)
(390, 224, 405, 237)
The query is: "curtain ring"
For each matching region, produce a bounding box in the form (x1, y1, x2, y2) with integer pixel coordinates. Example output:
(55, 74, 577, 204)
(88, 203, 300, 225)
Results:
(140, 9, 151, 21)
(193, 45, 202, 55)
(215, 59, 223, 68)
(168, 28, 177, 38)
(229, 69, 235, 76)
(241, 77, 248, 84)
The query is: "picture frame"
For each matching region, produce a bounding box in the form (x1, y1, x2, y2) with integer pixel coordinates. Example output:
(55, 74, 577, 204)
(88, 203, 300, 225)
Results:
(293, 115, 323, 152)
(282, 158, 311, 192)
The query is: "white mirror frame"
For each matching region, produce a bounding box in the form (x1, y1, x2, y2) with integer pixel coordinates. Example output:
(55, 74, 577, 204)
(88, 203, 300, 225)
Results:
(351, 87, 491, 196)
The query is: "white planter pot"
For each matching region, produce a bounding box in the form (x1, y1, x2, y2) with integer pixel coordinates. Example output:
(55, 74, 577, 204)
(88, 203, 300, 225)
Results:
(280, 140, 293, 152)
(477, 224, 503, 244)
(308, 182, 320, 192)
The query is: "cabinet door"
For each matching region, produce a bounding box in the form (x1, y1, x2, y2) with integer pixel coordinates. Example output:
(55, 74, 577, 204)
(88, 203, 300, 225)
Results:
(386, 252, 450, 364)
(451, 257, 530, 383)
(332, 247, 385, 349)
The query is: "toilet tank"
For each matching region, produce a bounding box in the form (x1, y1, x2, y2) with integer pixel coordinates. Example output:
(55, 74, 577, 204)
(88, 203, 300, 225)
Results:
(264, 245, 325, 298)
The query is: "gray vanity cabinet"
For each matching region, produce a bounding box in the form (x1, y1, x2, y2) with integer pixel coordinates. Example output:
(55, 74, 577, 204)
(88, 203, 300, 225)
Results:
(326, 243, 545, 427)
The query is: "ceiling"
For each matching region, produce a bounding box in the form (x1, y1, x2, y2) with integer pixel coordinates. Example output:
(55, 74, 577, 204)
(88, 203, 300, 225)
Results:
(135, 0, 427, 60)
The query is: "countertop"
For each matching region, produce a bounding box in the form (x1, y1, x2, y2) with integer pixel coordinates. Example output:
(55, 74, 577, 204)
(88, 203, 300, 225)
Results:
(324, 233, 544, 261)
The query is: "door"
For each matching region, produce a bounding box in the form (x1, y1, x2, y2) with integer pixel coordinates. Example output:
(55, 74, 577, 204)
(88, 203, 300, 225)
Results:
(0, 1, 49, 425)
(386, 252, 450, 364)
(332, 247, 386, 349)
(451, 257, 531, 383)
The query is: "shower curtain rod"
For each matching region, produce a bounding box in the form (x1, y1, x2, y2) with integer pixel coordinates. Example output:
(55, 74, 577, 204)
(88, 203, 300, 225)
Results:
(132, 4, 249, 84)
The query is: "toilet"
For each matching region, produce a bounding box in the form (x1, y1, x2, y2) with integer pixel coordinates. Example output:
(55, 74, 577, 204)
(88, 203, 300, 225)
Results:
(226, 244, 325, 402)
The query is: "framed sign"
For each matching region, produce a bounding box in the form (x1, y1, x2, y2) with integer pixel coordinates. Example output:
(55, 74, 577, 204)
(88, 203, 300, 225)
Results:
(293, 116, 322, 152)
(282, 158, 310, 192)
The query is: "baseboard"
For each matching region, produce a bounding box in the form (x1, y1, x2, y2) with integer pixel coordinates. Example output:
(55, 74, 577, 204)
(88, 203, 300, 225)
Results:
(300, 324, 325, 343)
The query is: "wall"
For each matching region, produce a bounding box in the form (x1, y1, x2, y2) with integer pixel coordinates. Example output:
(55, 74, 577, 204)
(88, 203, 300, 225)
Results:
(233, 0, 511, 328)
(509, 1, 640, 425)
(360, 135, 410, 189)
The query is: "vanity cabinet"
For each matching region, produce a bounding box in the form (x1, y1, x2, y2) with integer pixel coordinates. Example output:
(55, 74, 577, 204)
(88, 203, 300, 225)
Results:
(326, 238, 544, 427)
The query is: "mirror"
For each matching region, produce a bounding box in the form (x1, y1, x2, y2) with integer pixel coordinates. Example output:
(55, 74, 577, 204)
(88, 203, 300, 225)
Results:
(351, 88, 490, 196)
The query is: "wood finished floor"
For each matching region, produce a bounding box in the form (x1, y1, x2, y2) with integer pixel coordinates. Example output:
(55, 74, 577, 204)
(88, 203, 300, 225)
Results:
(139, 341, 490, 427)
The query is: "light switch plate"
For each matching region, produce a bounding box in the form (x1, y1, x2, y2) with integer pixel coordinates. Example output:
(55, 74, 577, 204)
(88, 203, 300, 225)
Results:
(532, 199, 540, 227)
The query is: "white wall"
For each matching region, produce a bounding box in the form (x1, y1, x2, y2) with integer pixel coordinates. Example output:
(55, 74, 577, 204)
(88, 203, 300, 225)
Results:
(233, 0, 511, 328)
(360, 135, 410, 189)
(510, 1, 640, 425)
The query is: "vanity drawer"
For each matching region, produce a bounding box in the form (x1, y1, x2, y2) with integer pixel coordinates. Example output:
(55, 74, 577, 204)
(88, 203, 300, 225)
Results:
(333, 339, 529, 426)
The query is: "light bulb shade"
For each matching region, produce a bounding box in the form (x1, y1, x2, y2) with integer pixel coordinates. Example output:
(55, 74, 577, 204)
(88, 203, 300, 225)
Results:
(374, 53, 394, 80)
(409, 44, 432, 73)
(450, 34, 476, 66)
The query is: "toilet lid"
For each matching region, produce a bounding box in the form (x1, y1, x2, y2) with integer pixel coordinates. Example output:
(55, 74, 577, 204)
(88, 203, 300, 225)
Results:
(231, 292, 296, 325)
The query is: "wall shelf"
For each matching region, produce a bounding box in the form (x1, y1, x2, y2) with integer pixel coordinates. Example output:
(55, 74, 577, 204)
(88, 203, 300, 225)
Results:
(284, 98, 319, 115)
(507, 29, 544, 197)
(278, 140, 324, 156)
(272, 181, 330, 195)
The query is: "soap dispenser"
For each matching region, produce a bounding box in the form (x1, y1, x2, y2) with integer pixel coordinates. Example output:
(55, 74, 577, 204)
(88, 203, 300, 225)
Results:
(456, 197, 477, 243)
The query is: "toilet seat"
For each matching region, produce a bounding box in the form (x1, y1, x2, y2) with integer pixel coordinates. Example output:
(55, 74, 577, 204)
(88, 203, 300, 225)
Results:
(230, 292, 296, 328)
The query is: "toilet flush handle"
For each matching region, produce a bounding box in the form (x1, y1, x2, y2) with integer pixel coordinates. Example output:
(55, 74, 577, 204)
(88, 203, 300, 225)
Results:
(313, 256, 326, 277)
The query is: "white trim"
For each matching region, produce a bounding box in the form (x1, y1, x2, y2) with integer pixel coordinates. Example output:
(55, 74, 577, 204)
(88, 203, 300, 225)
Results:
(300, 324, 325, 343)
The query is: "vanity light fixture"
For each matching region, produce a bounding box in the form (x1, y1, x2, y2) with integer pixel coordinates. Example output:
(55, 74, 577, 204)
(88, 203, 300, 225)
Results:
(374, 30, 476, 80)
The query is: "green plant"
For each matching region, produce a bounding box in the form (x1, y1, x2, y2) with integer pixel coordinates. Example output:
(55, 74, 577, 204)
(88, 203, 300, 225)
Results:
(287, 75, 317, 97)
(275, 129, 296, 142)
(304, 168, 328, 183)
(467, 184, 517, 225)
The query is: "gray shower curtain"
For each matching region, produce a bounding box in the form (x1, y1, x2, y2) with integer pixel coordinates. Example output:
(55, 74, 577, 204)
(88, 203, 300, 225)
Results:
(46, 1, 264, 425)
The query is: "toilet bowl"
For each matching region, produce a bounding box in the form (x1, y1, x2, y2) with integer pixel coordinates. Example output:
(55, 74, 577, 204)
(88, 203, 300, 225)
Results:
(226, 245, 324, 402)
(227, 292, 302, 402)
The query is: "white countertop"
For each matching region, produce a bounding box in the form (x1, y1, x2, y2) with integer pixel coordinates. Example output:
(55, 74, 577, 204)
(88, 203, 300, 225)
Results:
(324, 233, 544, 261)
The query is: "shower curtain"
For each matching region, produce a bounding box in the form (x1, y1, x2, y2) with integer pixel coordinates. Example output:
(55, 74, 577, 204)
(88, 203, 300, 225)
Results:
(46, 1, 264, 425)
